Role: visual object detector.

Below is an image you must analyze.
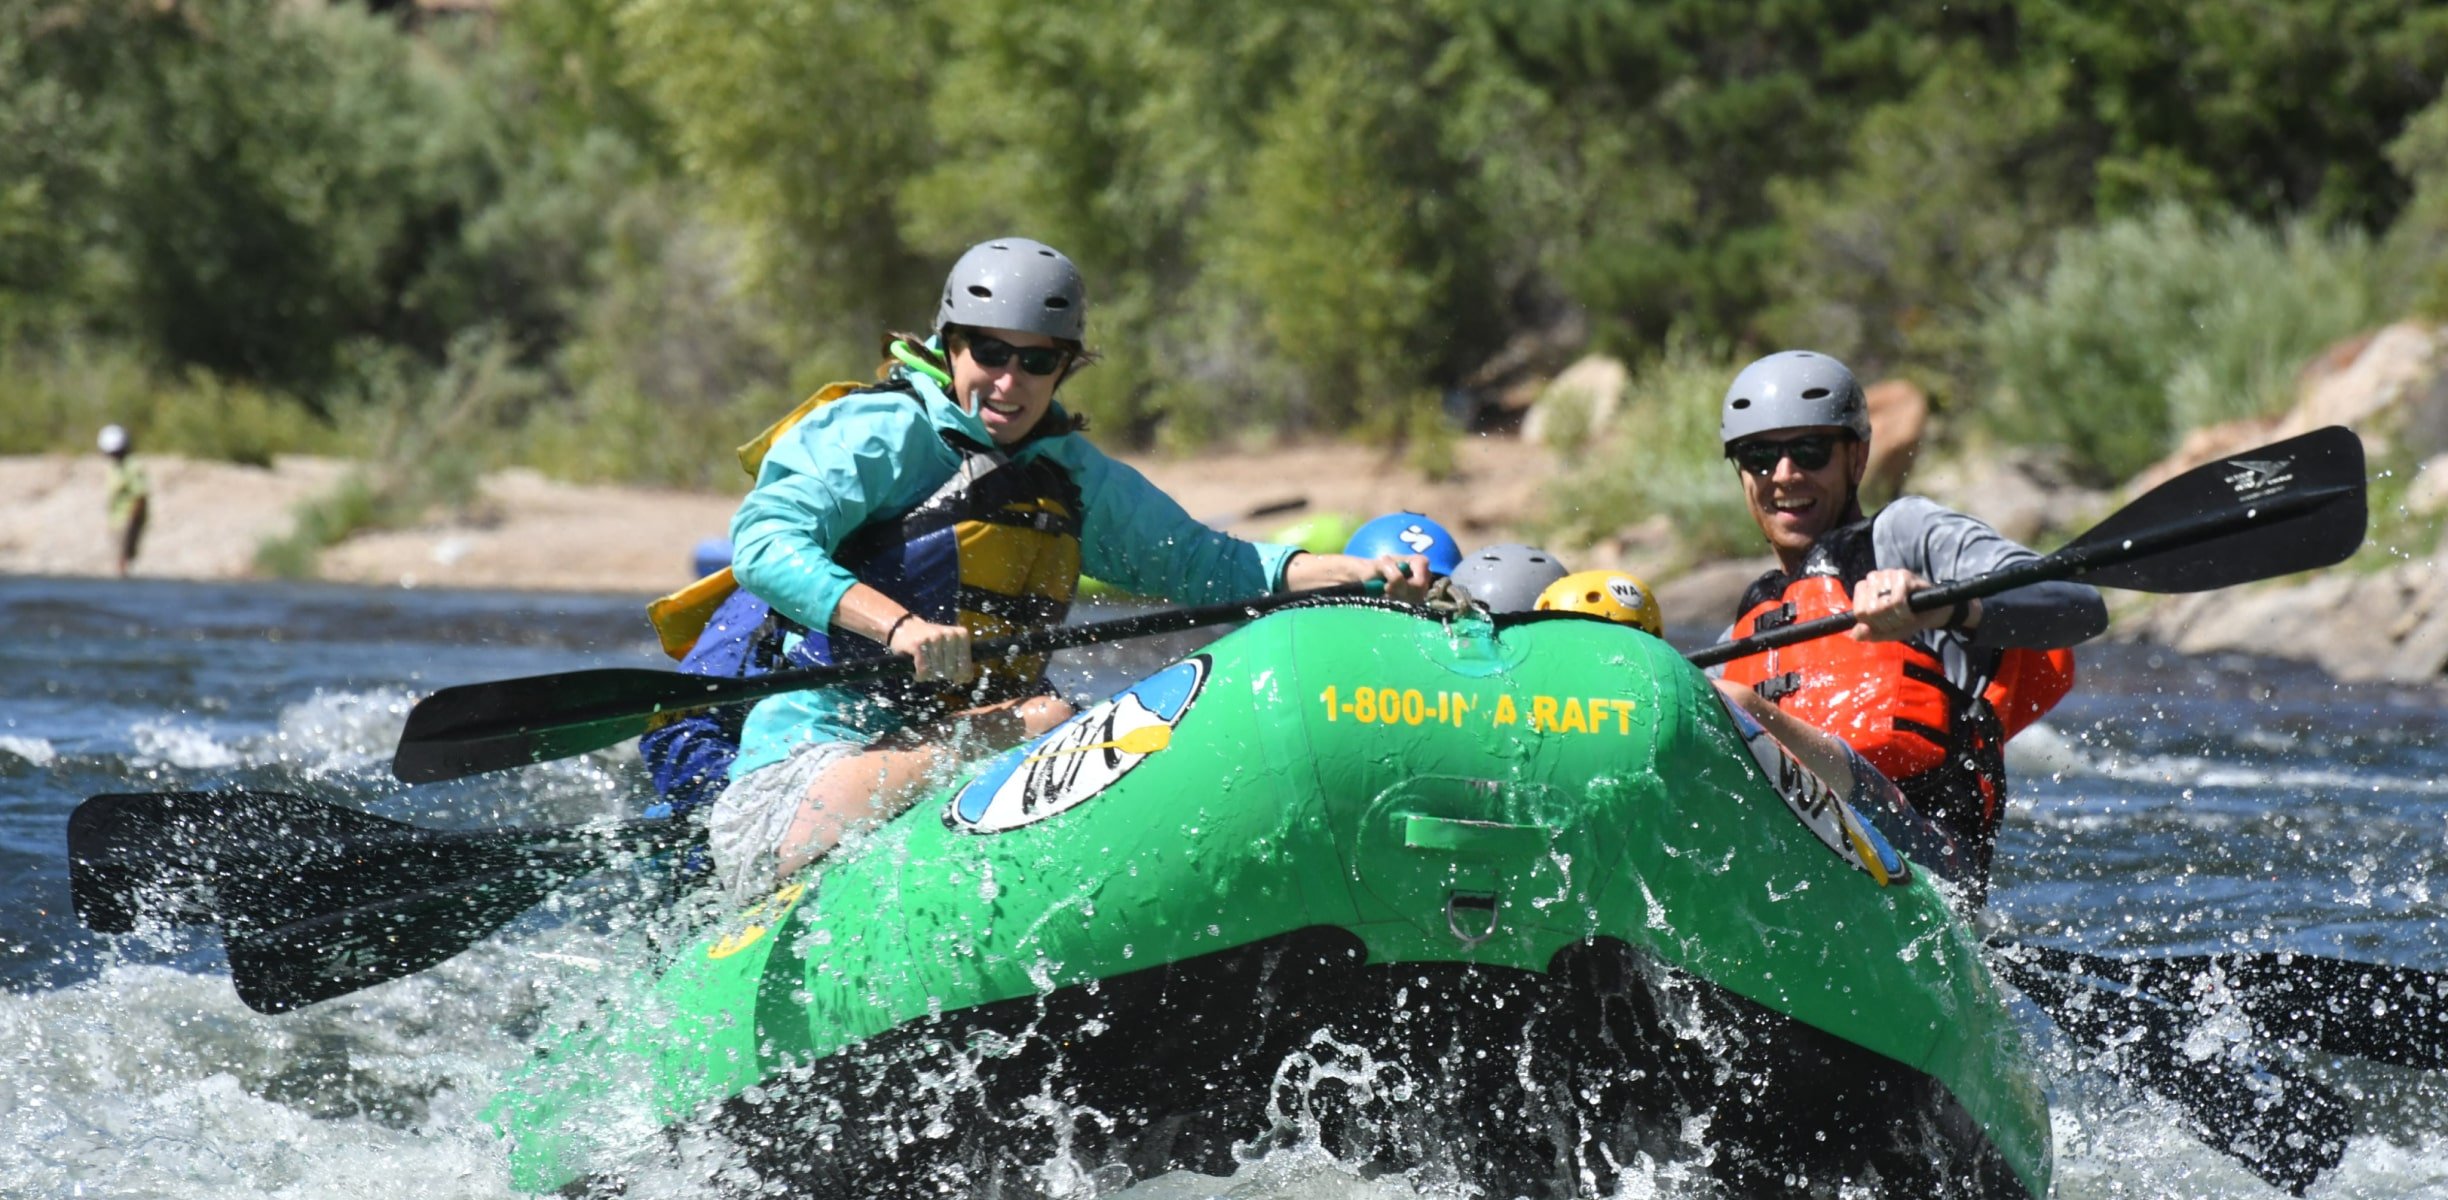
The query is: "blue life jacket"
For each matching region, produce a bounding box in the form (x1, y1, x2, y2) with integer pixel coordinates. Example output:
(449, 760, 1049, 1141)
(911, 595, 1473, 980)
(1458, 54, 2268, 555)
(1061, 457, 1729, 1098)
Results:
(639, 584, 790, 819)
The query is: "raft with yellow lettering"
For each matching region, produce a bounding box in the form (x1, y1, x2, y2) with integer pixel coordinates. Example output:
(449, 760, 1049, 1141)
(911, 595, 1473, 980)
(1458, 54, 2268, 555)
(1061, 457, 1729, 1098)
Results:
(489, 603, 2049, 1198)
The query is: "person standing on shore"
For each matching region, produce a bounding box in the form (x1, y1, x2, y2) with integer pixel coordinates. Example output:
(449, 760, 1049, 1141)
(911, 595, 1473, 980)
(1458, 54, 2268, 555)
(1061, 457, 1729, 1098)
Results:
(1707, 351, 2107, 903)
(98, 424, 149, 578)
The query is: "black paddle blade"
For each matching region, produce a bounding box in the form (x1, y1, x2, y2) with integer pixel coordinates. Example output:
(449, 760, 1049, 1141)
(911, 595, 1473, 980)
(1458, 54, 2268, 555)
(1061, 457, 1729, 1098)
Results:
(2066, 425, 2367, 593)
(1993, 949, 2351, 1195)
(2006, 940, 2448, 1070)
(68, 791, 420, 934)
(205, 808, 692, 1012)
(224, 850, 589, 1014)
(392, 667, 729, 783)
(71, 788, 697, 1011)
(2142, 951, 2448, 1072)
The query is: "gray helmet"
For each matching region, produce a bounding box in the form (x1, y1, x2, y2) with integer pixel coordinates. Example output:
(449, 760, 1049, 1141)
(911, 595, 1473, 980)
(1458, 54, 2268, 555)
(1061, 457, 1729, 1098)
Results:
(1719, 350, 1870, 445)
(1448, 543, 1569, 614)
(934, 237, 1087, 342)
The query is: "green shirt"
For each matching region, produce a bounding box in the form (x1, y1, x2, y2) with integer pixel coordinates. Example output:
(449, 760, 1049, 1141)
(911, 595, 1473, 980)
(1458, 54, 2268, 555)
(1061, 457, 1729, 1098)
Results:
(106, 459, 149, 526)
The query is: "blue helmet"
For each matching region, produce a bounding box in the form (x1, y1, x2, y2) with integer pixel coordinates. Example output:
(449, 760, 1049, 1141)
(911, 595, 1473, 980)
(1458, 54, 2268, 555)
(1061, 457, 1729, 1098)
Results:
(1344, 512, 1462, 575)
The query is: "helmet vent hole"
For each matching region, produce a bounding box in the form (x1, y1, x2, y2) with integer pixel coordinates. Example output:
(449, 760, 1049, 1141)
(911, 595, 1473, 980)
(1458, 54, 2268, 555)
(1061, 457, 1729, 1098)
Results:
(1801, 387, 1829, 400)
(1044, 297, 1071, 310)
(1731, 398, 1752, 410)
(967, 285, 994, 299)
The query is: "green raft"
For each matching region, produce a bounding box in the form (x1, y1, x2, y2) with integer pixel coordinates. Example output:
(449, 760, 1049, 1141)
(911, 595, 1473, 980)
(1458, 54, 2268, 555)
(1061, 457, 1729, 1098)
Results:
(491, 603, 2050, 1198)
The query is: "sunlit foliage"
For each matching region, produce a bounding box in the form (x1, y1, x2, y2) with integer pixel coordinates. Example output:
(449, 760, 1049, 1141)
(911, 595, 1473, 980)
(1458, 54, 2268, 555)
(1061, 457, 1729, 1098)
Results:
(2, 0, 2445, 497)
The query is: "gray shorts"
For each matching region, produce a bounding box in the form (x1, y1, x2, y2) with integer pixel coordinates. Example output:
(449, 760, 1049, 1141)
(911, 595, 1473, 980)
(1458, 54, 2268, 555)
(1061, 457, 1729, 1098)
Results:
(706, 739, 858, 898)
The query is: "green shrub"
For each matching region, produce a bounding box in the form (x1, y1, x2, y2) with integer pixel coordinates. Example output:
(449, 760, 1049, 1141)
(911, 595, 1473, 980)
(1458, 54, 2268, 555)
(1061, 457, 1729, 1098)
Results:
(1535, 339, 1758, 567)
(15, 0, 2448, 493)
(510, 181, 807, 488)
(515, 381, 792, 492)
(1763, 51, 2089, 376)
(2386, 90, 2448, 317)
(0, 335, 341, 461)
(256, 332, 541, 577)
(254, 474, 382, 580)
(0, 338, 152, 453)
(1972, 205, 2387, 483)
(2, 0, 617, 412)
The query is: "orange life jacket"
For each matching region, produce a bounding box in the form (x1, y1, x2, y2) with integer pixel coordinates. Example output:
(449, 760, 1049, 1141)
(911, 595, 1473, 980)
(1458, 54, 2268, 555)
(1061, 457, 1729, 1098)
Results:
(1721, 520, 2075, 897)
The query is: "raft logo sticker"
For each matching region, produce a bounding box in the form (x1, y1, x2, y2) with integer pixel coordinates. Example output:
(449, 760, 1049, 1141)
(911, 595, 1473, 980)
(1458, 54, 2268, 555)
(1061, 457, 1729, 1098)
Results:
(2223, 456, 2295, 500)
(1723, 700, 1907, 887)
(948, 655, 1210, 834)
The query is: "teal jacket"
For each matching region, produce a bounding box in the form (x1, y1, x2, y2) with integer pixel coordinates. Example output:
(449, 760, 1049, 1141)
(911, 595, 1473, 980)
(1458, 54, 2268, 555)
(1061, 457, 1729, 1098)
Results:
(729, 369, 1301, 775)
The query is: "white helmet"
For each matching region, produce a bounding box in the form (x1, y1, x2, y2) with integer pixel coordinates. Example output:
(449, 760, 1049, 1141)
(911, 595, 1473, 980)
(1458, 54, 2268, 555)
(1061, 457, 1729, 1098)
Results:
(96, 424, 131, 455)
(1719, 350, 1869, 446)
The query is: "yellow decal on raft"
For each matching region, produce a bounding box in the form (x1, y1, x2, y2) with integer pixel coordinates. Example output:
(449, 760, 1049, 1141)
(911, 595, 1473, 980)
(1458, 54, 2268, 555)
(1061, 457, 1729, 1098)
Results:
(1024, 723, 1172, 762)
(707, 880, 809, 960)
(1315, 685, 1637, 735)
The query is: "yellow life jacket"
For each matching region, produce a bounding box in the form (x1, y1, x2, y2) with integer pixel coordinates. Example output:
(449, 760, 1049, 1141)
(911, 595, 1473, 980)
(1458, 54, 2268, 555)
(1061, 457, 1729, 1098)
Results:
(646, 379, 867, 660)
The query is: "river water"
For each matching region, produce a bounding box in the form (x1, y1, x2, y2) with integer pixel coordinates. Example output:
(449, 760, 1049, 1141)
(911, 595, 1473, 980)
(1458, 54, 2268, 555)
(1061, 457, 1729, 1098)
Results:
(3, 573, 2444, 1198)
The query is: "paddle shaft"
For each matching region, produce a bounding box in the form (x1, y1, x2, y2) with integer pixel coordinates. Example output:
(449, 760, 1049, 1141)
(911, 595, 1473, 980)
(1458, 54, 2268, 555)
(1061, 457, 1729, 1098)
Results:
(408, 582, 1370, 739)
(1687, 479, 2360, 669)
(391, 581, 1379, 783)
(674, 580, 1370, 714)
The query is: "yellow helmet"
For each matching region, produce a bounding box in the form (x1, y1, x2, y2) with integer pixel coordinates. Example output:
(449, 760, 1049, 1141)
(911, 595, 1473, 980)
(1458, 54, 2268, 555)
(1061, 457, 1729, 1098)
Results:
(1534, 569, 1663, 637)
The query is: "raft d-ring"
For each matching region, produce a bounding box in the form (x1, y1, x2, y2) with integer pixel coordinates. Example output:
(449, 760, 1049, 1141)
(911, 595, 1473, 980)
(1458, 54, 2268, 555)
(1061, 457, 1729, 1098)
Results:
(1446, 890, 1500, 948)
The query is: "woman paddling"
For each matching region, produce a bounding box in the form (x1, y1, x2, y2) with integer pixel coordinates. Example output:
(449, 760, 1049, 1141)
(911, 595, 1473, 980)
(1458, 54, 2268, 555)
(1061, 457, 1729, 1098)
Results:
(707, 237, 1427, 892)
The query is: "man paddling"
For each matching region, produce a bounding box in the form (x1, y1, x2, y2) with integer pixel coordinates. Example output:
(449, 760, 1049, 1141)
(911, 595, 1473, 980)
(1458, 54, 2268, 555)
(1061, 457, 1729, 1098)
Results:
(1709, 350, 2107, 903)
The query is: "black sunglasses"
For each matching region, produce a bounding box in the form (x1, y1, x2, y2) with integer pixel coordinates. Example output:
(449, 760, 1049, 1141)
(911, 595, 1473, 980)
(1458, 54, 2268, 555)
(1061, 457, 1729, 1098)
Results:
(1727, 433, 1846, 478)
(958, 332, 1070, 377)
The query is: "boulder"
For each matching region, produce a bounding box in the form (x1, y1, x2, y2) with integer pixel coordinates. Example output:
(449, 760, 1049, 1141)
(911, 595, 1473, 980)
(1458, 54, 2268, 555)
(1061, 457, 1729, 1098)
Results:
(1862, 379, 1927, 500)
(2408, 453, 2448, 518)
(1906, 447, 2108, 547)
(2126, 561, 2448, 684)
(2107, 320, 2448, 686)
(2128, 320, 2448, 494)
(2283, 321, 2448, 459)
(1521, 355, 1630, 448)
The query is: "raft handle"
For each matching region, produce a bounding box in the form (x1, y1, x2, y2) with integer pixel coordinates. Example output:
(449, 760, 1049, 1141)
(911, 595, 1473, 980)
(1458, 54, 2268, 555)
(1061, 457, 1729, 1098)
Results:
(1397, 813, 1552, 858)
(1445, 891, 1500, 947)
